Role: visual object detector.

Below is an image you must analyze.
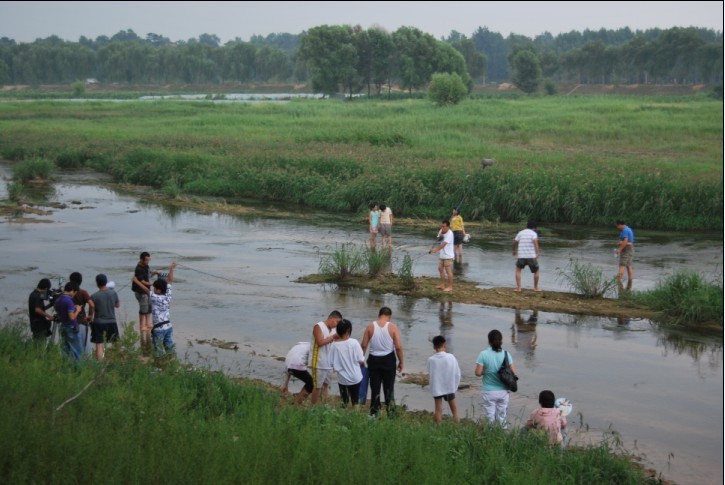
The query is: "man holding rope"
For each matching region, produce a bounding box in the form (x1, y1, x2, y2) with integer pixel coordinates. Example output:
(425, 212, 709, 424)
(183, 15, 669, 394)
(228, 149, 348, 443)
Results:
(430, 220, 455, 292)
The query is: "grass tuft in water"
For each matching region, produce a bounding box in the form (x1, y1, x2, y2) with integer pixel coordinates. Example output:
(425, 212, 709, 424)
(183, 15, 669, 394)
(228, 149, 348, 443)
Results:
(557, 260, 618, 298)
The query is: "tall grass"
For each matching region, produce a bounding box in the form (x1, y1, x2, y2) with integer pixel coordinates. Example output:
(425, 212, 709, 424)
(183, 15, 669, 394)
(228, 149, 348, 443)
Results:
(0, 322, 647, 484)
(557, 260, 618, 298)
(0, 97, 721, 230)
(11, 157, 55, 182)
(636, 271, 723, 327)
(318, 244, 366, 279)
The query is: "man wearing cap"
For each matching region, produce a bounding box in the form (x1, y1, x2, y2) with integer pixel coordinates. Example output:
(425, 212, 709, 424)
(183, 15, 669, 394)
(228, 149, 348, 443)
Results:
(90, 274, 120, 361)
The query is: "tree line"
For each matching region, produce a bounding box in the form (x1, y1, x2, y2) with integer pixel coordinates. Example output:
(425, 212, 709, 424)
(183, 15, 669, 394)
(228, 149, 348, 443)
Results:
(0, 24, 721, 94)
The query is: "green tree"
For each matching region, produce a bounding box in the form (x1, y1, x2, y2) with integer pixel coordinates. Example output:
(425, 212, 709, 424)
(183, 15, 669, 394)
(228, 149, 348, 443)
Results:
(428, 72, 467, 105)
(392, 26, 437, 94)
(510, 50, 542, 94)
(367, 28, 395, 96)
(299, 25, 358, 97)
(450, 36, 486, 84)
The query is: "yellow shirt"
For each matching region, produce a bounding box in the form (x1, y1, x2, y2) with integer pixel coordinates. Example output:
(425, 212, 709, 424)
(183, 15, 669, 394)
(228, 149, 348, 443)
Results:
(450, 215, 464, 231)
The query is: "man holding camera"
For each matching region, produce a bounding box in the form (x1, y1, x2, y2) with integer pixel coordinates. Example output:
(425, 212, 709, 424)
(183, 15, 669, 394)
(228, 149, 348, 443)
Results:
(28, 278, 54, 341)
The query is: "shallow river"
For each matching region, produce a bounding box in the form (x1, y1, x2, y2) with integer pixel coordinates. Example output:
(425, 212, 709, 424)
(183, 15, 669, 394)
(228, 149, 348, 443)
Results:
(0, 167, 722, 484)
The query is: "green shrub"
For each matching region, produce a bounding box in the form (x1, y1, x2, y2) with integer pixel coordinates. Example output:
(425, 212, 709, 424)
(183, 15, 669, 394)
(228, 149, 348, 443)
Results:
(428, 72, 468, 106)
(11, 158, 55, 182)
(557, 260, 617, 298)
(636, 271, 723, 326)
(71, 80, 85, 97)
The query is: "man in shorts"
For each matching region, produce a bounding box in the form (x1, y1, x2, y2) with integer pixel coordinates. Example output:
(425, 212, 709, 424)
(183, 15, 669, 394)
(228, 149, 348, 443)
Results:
(513, 221, 541, 292)
(615, 220, 635, 290)
(309, 310, 343, 405)
(430, 220, 455, 292)
(132, 251, 157, 355)
(379, 204, 393, 247)
(90, 273, 120, 361)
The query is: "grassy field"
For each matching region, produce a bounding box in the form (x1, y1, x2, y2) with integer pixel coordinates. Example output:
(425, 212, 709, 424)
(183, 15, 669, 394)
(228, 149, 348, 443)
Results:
(0, 322, 650, 484)
(0, 94, 721, 230)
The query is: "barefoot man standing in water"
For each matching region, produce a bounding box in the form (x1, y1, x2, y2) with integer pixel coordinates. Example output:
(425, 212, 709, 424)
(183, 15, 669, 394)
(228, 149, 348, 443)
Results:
(513, 221, 541, 293)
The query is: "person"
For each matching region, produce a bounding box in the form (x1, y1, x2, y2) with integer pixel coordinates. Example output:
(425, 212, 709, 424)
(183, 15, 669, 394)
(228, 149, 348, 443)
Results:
(475, 329, 518, 428)
(368, 202, 380, 248)
(53, 281, 83, 363)
(329, 319, 365, 407)
(281, 341, 313, 405)
(513, 220, 541, 292)
(149, 261, 177, 360)
(615, 220, 635, 290)
(430, 220, 455, 292)
(449, 208, 467, 263)
(525, 390, 568, 447)
(309, 310, 343, 405)
(131, 251, 158, 355)
(90, 273, 120, 361)
(28, 278, 53, 341)
(361, 306, 404, 417)
(69, 272, 95, 354)
(427, 335, 461, 424)
(379, 204, 394, 247)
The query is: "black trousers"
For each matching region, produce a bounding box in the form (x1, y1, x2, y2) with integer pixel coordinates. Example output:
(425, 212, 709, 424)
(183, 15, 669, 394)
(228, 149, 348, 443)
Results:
(367, 352, 396, 416)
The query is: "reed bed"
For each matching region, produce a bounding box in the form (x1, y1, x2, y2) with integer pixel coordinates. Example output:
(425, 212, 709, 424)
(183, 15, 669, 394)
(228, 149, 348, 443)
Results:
(0, 96, 721, 230)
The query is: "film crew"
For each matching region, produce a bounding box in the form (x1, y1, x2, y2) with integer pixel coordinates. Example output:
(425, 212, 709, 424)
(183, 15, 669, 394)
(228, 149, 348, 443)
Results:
(54, 281, 84, 364)
(69, 272, 95, 354)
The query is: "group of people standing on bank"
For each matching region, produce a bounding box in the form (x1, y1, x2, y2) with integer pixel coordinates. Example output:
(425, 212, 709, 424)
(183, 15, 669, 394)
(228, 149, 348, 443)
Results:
(283, 306, 568, 444)
(27, 251, 179, 364)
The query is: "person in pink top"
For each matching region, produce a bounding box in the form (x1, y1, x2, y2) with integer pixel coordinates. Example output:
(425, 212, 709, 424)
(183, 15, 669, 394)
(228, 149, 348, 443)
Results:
(525, 390, 568, 447)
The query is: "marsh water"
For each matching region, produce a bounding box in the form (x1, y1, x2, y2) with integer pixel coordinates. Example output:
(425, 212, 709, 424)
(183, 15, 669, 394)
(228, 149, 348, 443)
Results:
(0, 165, 722, 484)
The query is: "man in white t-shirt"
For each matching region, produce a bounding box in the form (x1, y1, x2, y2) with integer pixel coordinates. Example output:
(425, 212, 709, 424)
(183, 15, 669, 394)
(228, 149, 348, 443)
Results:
(513, 221, 541, 292)
(429, 220, 455, 293)
(379, 204, 394, 247)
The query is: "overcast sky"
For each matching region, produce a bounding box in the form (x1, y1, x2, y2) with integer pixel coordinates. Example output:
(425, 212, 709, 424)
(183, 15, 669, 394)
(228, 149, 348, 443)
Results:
(0, 1, 722, 44)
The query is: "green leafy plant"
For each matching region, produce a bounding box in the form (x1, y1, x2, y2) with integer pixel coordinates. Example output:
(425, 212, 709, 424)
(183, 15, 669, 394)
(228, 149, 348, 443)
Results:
(364, 246, 392, 277)
(11, 158, 55, 183)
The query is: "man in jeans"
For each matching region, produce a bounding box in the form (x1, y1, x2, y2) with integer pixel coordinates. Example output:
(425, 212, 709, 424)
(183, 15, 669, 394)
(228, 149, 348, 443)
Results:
(54, 281, 83, 364)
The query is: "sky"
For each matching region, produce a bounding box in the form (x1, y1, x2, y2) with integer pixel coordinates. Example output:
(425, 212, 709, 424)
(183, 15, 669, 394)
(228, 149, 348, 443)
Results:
(0, 1, 722, 44)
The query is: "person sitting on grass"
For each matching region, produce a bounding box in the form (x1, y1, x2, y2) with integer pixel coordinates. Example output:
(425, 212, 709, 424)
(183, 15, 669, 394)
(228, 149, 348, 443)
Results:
(525, 390, 568, 448)
(426, 335, 461, 423)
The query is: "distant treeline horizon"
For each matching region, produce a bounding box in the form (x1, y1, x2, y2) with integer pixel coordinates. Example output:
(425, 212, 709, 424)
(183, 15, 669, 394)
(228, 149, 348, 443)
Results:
(0, 24, 721, 93)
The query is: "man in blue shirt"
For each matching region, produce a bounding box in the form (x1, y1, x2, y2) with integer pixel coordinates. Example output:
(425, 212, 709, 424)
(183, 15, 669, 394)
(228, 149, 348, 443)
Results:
(615, 220, 635, 290)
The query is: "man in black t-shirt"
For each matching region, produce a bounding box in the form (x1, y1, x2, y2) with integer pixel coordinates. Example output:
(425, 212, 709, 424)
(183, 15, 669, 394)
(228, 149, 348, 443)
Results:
(28, 278, 53, 340)
(131, 251, 158, 355)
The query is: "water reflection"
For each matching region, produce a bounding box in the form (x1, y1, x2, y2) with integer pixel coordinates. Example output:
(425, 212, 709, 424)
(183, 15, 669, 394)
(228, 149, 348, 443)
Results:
(511, 309, 538, 369)
(438, 301, 454, 354)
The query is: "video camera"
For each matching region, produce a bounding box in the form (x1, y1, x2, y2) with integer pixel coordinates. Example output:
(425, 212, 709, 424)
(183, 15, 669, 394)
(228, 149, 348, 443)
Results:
(47, 277, 64, 306)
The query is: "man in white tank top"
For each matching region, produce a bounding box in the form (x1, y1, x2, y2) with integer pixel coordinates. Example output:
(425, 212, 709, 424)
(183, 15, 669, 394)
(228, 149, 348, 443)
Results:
(361, 306, 404, 416)
(309, 310, 343, 405)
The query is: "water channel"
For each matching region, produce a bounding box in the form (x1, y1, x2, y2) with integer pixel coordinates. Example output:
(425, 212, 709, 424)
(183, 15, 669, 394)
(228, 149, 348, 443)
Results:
(0, 166, 722, 484)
